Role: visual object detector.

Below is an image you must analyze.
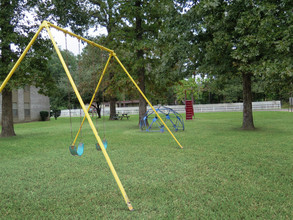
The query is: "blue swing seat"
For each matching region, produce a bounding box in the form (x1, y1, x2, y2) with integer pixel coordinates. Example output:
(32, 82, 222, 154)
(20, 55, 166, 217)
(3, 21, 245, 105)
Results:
(96, 140, 108, 151)
(69, 143, 84, 156)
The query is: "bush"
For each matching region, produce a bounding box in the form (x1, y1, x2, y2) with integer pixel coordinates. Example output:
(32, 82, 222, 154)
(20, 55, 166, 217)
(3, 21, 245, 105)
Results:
(40, 111, 49, 121)
(50, 109, 61, 120)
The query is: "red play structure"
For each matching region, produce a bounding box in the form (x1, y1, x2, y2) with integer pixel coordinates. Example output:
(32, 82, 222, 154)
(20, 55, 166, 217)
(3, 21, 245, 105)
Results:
(185, 100, 194, 120)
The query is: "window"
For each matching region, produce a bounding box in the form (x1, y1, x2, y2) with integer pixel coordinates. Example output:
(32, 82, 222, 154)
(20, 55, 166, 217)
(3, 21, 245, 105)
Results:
(25, 109, 30, 118)
(13, 109, 18, 117)
(12, 102, 18, 118)
(24, 85, 30, 92)
(24, 102, 30, 119)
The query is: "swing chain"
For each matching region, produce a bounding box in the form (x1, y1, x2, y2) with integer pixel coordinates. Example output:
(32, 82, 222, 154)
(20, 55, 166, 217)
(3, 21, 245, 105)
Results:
(102, 50, 106, 140)
(78, 39, 83, 142)
(65, 33, 74, 141)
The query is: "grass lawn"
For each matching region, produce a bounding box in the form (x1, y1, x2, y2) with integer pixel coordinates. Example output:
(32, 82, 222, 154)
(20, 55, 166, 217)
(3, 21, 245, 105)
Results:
(0, 111, 293, 219)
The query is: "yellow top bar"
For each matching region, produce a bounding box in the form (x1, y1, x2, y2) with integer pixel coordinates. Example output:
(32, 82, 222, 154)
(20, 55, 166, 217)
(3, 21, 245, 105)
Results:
(43, 21, 114, 54)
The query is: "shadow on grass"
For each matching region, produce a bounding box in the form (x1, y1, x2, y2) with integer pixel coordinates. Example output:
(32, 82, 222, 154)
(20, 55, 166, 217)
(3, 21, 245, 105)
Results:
(231, 126, 291, 134)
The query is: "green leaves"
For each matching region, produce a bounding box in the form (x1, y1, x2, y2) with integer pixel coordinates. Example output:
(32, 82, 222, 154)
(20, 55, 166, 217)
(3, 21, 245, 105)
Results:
(174, 77, 205, 103)
(186, 0, 292, 75)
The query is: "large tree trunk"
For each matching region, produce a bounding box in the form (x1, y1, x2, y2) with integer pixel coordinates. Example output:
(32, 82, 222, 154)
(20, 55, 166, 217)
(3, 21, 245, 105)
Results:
(1, 9, 16, 137)
(138, 63, 147, 122)
(1, 88, 16, 137)
(135, 0, 147, 123)
(109, 98, 117, 120)
(242, 73, 255, 130)
(108, 70, 117, 120)
(106, 16, 118, 120)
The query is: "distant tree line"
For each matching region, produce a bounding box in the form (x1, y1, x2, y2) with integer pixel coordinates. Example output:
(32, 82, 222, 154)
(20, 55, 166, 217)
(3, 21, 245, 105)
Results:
(1, 0, 292, 136)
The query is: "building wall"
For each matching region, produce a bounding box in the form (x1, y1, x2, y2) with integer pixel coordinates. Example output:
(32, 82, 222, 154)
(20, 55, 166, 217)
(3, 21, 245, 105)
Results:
(0, 86, 50, 123)
(18, 88, 25, 121)
(30, 86, 50, 121)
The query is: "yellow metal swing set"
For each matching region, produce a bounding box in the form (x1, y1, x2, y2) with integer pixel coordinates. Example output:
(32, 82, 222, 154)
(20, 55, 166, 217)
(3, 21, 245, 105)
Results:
(0, 21, 183, 211)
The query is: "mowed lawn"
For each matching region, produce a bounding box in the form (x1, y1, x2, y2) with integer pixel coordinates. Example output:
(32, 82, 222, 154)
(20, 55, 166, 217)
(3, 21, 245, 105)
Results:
(0, 111, 292, 219)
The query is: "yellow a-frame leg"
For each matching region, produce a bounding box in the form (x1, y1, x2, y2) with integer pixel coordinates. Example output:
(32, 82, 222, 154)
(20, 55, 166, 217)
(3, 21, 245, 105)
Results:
(0, 21, 134, 211)
(0, 20, 184, 211)
(49, 19, 184, 150)
(114, 55, 184, 149)
(0, 23, 45, 92)
(71, 53, 112, 146)
(71, 54, 184, 149)
(43, 23, 134, 211)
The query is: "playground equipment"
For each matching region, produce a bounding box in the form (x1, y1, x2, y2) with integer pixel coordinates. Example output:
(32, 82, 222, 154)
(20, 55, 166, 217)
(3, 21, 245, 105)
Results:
(0, 21, 183, 211)
(69, 143, 84, 156)
(66, 37, 85, 156)
(140, 106, 184, 132)
(185, 100, 194, 120)
(184, 89, 194, 120)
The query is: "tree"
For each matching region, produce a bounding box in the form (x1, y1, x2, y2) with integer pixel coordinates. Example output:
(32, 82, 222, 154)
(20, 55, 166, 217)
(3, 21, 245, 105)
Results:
(86, 0, 123, 120)
(48, 49, 79, 110)
(117, 0, 187, 122)
(0, 1, 53, 137)
(201, 75, 243, 104)
(261, 74, 293, 103)
(182, 0, 292, 129)
(0, 0, 89, 137)
(174, 77, 204, 104)
(77, 36, 109, 118)
(85, 1, 184, 122)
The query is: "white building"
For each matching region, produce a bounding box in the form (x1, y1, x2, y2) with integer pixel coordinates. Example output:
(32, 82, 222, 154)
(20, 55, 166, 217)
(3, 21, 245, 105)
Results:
(0, 86, 50, 122)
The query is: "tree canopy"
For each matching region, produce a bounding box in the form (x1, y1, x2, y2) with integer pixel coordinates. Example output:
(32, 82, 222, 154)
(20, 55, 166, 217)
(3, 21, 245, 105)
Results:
(0, 1, 53, 136)
(180, 0, 293, 129)
(1, 0, 292, 136)
(0, 0, 90, 136)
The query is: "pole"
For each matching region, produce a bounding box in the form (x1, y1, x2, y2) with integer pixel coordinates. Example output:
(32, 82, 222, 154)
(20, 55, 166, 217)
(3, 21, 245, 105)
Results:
(44, 22, 134, 211)
(71, 54, 112, 146)
(114, 54, 183, 149)
(0, 23, 45, 93)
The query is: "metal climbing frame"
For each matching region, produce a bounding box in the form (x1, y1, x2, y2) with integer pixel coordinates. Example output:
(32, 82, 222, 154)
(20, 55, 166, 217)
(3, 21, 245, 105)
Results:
(0, 21, 184, 211)
(140, 106, 185, 132)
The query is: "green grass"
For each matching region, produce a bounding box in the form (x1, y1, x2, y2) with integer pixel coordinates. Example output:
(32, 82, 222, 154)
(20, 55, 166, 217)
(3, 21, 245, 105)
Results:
(1, 112, 293, 219)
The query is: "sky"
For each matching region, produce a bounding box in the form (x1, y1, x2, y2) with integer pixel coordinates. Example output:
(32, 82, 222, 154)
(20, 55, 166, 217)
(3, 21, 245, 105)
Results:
(13, 9, 108, 56)
(49, 26, 107, 55)
(9, 25, 107, 56)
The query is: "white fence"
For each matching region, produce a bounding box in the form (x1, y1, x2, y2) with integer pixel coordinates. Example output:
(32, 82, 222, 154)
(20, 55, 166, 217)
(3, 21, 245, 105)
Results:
(194, 101, 281, 113)
(60, 101, 281, 117)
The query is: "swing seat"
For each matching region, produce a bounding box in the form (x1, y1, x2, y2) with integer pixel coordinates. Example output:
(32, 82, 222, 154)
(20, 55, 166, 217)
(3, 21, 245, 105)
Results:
(69, 143, 84, 156)
(96, 140, 108, 151)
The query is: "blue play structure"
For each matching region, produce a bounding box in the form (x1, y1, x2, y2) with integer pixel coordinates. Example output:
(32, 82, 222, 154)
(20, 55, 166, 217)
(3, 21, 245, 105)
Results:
(140, 106, 184, 132)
